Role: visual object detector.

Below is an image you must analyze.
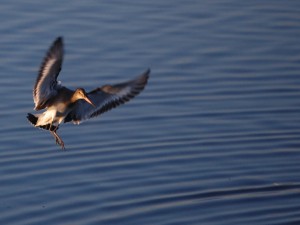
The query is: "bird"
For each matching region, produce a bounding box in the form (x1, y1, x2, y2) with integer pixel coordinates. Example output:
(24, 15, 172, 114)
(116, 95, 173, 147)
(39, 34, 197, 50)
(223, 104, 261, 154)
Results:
(27, 37, 150, 149)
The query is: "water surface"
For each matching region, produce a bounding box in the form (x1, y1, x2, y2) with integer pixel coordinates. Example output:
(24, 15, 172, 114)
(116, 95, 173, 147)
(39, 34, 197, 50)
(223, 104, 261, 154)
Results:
(0, 1, 300, 224)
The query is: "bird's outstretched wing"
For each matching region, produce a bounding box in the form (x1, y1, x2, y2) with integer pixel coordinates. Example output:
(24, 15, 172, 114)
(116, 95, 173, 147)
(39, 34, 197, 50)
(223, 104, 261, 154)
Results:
(33, 37, 64, 110)
(64, 69, 150, 124)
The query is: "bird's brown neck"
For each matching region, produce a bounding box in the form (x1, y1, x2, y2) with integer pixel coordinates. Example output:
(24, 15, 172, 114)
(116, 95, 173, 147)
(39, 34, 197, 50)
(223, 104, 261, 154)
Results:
(70, 92, 80, 103)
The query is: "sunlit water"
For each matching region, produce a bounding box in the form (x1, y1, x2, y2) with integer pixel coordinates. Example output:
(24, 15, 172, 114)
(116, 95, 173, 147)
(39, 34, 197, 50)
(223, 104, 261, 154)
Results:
(0, 1, 300, 224)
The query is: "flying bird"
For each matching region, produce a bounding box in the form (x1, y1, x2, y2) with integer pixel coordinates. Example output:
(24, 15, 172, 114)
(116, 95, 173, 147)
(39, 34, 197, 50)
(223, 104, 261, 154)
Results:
(27, 37, 150, 149)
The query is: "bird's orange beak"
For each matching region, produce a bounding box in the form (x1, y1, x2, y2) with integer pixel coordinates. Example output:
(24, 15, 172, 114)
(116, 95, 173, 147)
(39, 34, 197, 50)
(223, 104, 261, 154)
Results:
(84, 96, 96, 107)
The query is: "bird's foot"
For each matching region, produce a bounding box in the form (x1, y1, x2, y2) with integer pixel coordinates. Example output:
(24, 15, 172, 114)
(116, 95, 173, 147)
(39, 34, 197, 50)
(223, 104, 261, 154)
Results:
(51, 130, 65, 150)
(55, 136, 65, 150)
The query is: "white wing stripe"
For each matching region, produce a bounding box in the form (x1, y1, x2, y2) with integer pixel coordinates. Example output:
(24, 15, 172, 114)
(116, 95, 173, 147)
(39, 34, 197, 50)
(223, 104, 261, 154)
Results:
(34, 58, 56, 106)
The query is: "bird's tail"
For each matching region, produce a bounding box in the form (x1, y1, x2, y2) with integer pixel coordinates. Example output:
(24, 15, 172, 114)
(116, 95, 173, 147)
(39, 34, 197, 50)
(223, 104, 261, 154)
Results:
(27, 113, 57, 131)
(27, 113, 38, 126)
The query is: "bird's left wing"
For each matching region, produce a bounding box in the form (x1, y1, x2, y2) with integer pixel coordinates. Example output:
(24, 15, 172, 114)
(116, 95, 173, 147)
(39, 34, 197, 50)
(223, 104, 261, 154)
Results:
(65, 69, 150, 124)
(33, 37, 64, 110)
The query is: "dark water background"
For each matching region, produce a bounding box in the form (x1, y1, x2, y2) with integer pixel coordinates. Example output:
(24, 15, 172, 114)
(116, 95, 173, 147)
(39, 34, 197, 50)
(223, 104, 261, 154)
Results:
(0, 1, 300, 224)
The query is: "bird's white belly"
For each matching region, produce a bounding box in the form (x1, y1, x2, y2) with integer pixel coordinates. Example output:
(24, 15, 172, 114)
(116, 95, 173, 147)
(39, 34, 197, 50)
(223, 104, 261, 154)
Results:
(35, 109, 57, 127)
(35, 103, 73, 127)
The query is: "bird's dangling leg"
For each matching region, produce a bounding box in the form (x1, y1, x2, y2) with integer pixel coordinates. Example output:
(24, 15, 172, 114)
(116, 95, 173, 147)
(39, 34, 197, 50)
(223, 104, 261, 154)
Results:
(50, 129, 65, 150)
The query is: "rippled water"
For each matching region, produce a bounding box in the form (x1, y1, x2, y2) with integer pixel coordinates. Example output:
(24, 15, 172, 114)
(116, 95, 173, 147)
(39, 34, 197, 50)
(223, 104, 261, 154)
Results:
(1, 0, 300, 224)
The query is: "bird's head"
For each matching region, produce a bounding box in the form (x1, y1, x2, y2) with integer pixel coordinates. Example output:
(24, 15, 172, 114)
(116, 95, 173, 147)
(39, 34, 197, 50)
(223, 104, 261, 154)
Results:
(74, 88, 95, 107)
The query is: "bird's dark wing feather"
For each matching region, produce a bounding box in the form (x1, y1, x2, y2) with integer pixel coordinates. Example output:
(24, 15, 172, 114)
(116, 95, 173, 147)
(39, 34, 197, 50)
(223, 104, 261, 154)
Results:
(64, 69, 150, 124)
(33, 37, 64, 110)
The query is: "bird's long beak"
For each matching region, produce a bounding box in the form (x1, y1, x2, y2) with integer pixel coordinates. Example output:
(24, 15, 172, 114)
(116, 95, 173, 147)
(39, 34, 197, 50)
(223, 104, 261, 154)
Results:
(84, 96, 96, 107)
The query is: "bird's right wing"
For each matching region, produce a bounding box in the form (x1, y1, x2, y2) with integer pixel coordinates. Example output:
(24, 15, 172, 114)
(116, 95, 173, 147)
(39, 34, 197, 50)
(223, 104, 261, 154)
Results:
(33, 37, 64, 110)
(65, 69, 150, 124)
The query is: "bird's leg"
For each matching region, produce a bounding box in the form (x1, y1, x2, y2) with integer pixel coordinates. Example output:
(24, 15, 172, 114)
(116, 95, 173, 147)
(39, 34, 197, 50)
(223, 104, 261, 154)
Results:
(50, 130, 59, 144)
(50, 130, 65, 150)
(53, 125, 59, 132)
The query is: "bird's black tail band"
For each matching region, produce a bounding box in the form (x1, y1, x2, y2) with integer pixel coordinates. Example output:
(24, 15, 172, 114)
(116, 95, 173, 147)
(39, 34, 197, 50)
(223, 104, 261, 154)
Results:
(27, 113, 58, 131)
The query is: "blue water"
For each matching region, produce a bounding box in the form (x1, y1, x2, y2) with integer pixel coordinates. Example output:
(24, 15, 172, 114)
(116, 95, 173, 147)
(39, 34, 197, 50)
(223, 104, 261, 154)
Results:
(1, 0, 300, 224)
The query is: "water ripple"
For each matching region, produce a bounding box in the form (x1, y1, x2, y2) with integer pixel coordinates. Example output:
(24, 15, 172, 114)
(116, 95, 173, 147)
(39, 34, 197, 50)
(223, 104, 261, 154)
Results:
(1, 0, 300, 224)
